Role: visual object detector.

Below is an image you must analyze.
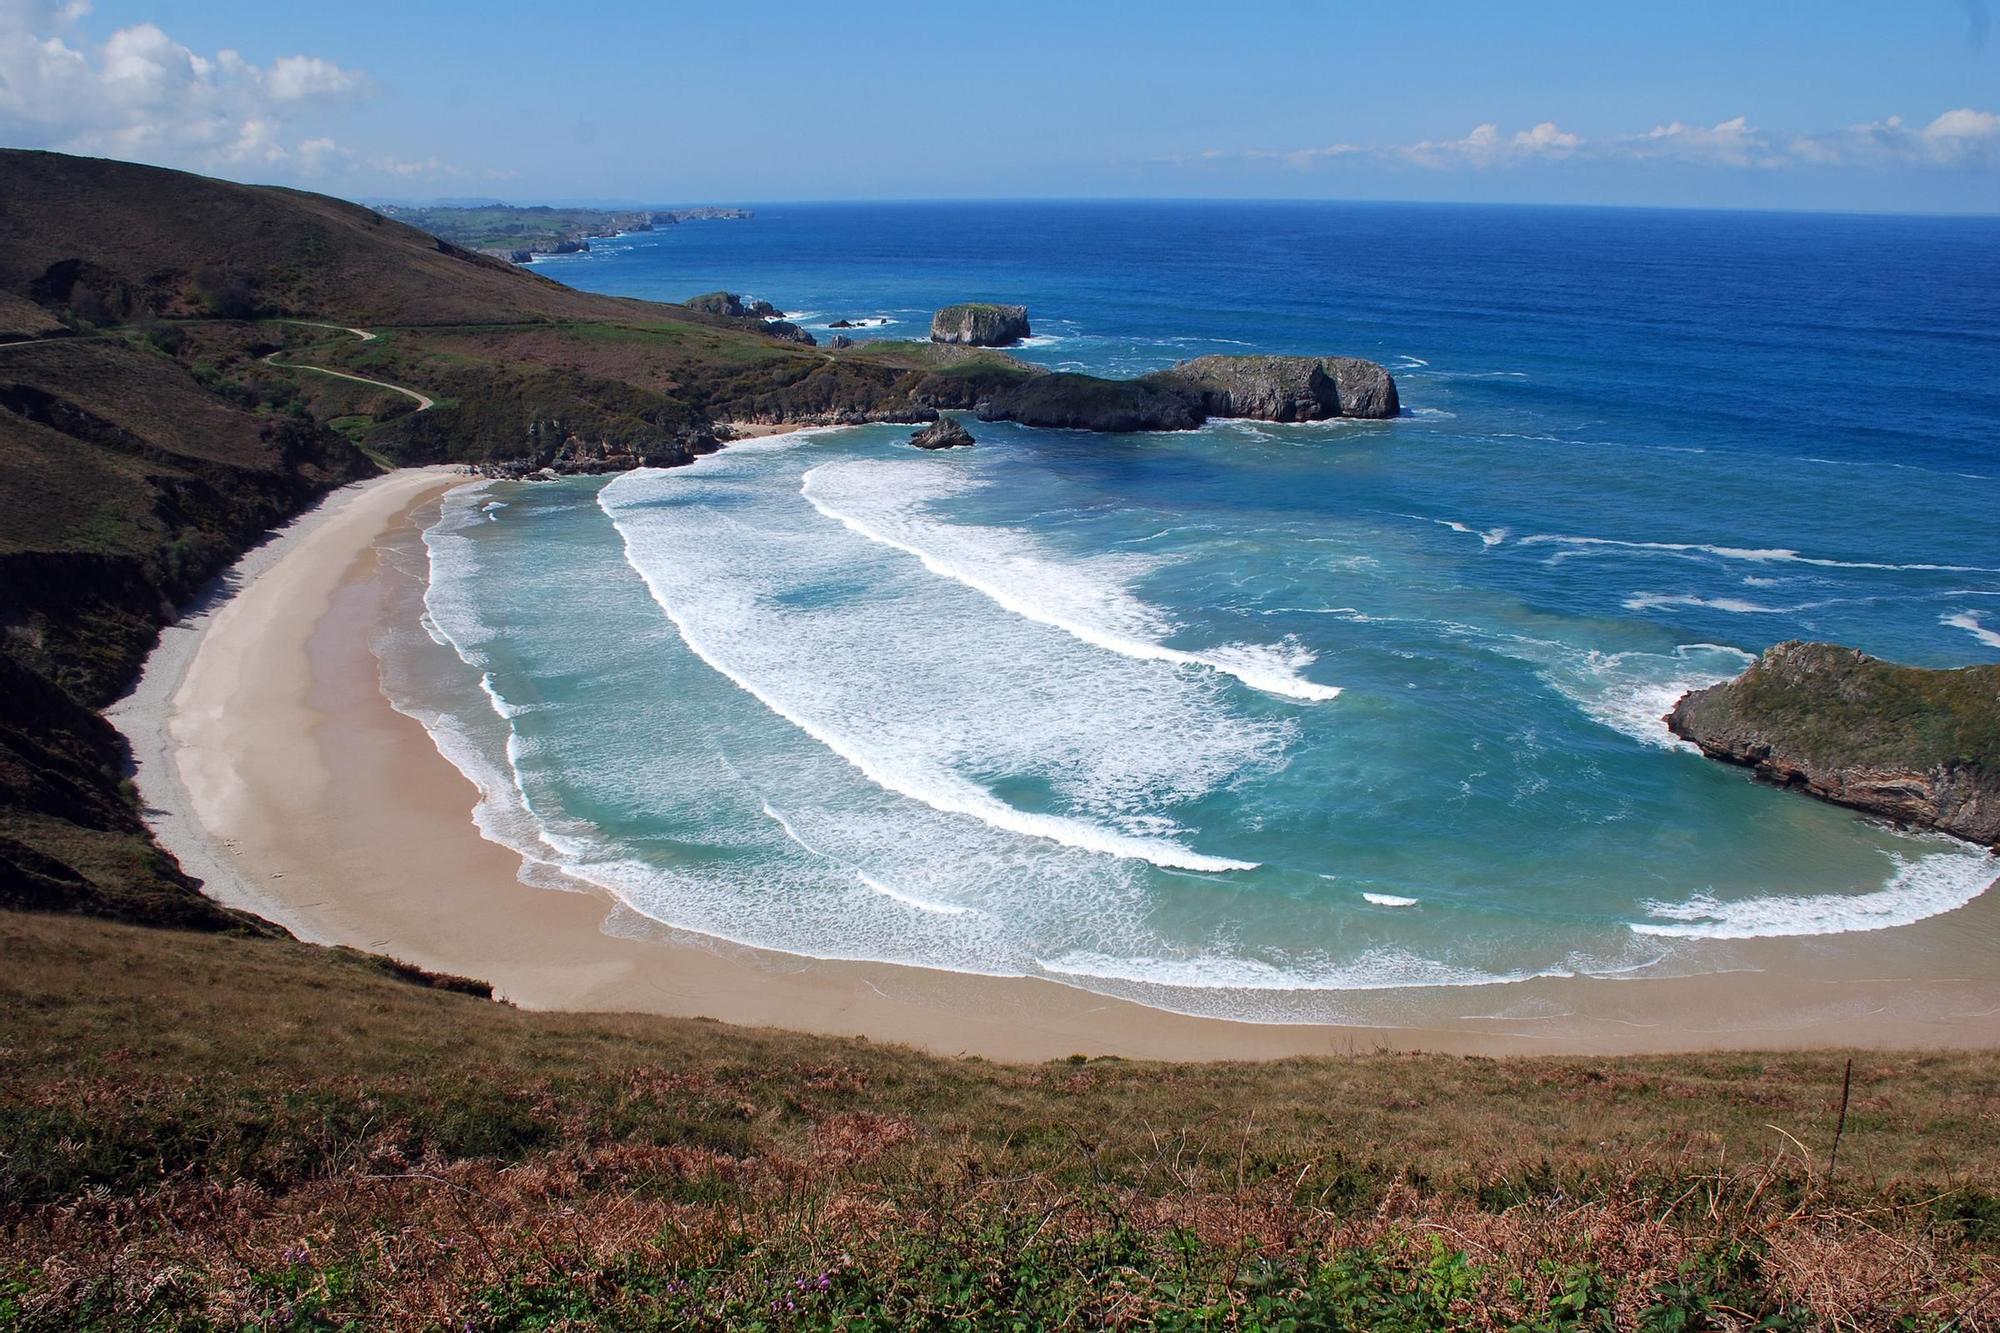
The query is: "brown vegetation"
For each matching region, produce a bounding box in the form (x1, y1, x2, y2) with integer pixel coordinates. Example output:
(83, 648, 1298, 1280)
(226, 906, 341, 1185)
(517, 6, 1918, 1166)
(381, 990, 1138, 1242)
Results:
(1, 911, 1995, 1328)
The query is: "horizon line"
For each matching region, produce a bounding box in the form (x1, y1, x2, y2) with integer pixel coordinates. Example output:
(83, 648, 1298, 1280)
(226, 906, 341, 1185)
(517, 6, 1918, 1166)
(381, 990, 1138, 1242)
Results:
(351, 191, 2000, 223)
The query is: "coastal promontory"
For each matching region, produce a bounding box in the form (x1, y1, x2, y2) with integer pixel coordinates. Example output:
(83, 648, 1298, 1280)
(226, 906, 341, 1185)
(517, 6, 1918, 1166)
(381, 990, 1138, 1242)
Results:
(931, 302, 1031, 346)
(975, 354, 1401, 432)
(1668, 640, 2000, 847)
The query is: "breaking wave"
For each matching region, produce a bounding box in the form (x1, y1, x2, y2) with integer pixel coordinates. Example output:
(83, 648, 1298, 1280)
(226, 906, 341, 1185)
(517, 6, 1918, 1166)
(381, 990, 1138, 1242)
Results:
(801, 459, 1341, 701)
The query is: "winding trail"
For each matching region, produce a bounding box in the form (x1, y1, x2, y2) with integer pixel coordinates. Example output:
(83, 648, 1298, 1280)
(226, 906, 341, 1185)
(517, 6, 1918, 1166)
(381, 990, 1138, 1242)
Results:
(272, 319, 379, 343)
(261, 322, 434, 412)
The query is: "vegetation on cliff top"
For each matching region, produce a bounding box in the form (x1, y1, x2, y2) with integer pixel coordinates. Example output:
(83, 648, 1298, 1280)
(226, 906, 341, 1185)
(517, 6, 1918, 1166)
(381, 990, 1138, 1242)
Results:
(1675, 641, 2000, 774)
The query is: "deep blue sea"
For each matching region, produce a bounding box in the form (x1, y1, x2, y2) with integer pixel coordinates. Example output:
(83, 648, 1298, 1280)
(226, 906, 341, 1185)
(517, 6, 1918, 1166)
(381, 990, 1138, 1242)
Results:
(386, 202, 2000, 1022)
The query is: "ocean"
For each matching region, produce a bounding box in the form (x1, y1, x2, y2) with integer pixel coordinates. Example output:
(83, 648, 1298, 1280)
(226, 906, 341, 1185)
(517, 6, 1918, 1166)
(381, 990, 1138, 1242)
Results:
(380, 201, 2000, 1023)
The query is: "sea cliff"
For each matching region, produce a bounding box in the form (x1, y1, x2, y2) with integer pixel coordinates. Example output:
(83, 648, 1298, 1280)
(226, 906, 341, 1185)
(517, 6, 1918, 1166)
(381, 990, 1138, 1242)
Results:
(976, 355, 1401, 432)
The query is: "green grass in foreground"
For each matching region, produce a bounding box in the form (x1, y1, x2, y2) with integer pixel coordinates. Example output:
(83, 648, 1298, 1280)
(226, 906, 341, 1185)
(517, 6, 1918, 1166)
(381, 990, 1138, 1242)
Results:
(1, 909, 1996, 1329)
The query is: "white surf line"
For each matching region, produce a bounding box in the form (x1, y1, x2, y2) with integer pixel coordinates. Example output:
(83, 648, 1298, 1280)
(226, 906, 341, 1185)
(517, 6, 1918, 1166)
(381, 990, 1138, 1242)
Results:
(600, 488, 1255, 874)
(799, 467, 1340, 702)
(1631, 846, 1999, 940)
(855, 871, 972, 916)
(1520, 533, 2000, 575)
(1943, 610, 2000, 649)
(1397, 513, 1508, 548)
(758, 800, 971, 915)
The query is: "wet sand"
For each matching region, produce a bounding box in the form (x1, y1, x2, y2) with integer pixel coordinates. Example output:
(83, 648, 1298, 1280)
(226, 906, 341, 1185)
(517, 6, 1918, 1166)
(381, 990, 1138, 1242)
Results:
(111, 469, 2000, 1062)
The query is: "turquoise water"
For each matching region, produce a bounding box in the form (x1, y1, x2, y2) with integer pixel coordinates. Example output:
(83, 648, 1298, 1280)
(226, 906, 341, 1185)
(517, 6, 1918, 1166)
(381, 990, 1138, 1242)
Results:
(386, 203, 2000, 1023)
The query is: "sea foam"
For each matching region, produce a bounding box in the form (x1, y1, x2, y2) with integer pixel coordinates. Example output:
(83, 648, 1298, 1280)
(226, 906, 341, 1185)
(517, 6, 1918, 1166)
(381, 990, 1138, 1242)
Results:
(601, 453, 1284, 873)
(801, 459, 1340, 701)
(1944, 610, 2000, 649)
(1522, 533, 2000, 575)
(1632, 846, 1998, 938)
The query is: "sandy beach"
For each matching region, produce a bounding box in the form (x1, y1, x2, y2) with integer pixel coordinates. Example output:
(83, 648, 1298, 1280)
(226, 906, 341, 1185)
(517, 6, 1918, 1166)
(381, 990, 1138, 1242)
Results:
(109, 467, 2000, 1062)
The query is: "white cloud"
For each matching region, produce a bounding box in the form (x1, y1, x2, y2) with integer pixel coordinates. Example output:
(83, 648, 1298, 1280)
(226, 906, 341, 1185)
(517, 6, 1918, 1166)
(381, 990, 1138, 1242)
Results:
(267, 54, 365, 103)
(0, 1, 370, 177)
(1627, 116, 1772, 167)
(1790, 108, 2000, 169)
(1211, 109, 2000, 175)
(1401, 120, 1581, 168)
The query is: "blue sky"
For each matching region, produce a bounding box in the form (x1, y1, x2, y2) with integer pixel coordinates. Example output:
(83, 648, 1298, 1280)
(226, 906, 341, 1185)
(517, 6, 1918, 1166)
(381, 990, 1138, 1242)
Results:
(4, 1, 1998, 212)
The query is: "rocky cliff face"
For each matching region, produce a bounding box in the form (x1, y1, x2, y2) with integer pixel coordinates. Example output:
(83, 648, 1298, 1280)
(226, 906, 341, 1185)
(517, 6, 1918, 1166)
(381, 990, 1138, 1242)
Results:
(1667, 641, 2000, 848)
(978, 373, 1204, 432)
(930, 303, 1031, 347)
(1317, 356, 1401, 419)
(974, 355, 1401, 433)
(1158, 355, 1400, 422)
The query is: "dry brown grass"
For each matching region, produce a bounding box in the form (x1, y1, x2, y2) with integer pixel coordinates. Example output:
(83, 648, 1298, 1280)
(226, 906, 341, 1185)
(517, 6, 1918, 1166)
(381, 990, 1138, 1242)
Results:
(1, 910, 1995, 1329)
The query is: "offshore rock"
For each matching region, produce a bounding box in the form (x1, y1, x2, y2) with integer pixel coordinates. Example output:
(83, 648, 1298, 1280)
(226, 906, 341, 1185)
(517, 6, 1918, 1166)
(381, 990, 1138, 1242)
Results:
(910, 416, 975, 449)
(931, 302, 1031, 346)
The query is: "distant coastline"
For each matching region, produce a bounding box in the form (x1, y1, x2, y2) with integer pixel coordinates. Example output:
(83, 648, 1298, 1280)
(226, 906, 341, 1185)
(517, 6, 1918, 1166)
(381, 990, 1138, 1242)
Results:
(378, 202, 754, 265)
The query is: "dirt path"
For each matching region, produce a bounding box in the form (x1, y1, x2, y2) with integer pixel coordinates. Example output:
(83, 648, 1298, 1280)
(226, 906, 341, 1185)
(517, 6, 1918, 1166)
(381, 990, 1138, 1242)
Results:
(271, 319, 379, 343)
(263, 323, 433, 411)
(266, 352, 435, 411)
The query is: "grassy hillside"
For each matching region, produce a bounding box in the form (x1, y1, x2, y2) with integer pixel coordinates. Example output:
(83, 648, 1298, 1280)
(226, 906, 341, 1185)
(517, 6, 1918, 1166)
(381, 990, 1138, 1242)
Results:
(0, 151, 670, 328)
(2, 909, 1994, 1329)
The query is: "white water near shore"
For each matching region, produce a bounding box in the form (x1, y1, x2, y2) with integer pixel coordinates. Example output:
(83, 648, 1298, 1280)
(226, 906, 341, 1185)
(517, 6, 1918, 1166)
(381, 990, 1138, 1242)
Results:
(368, 417, 2000, 1024)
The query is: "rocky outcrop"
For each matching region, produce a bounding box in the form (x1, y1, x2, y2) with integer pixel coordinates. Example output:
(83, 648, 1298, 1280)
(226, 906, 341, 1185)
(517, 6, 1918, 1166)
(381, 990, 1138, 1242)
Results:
(931, 303, 1031, 347)
(681, 292, 812, 343)
(977, 372, 1203, 433)
(827, 334, 854, 350)
(1668, 641, 2000, 848)
(1156, 355, 1400, 421)
(683, 291, 780, 318)
(763, 320, 817, 347)
(911, 416, 975, 449)
(468, 419, 724, 479)
(909, 359, 1042, 411)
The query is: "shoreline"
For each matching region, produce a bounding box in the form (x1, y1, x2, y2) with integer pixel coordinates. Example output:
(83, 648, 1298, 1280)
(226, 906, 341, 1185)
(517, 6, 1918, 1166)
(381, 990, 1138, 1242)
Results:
(111, 466, 2000, 1062)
